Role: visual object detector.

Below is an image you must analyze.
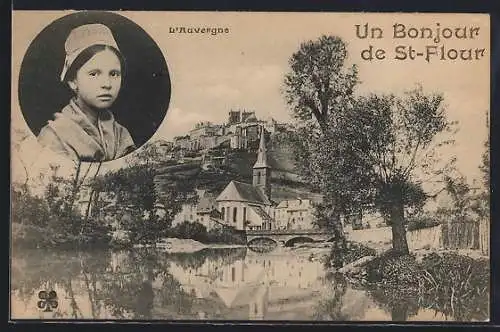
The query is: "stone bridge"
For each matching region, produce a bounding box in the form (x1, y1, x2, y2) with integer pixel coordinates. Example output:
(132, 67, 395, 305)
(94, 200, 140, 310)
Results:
(246, 229, 335, 247)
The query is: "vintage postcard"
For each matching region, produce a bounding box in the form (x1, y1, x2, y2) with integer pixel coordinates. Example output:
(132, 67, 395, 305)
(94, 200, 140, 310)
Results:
(10, 10, 490, 322)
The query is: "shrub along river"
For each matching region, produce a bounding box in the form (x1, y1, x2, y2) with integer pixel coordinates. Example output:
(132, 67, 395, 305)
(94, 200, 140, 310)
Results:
(10, 245, 488, 321)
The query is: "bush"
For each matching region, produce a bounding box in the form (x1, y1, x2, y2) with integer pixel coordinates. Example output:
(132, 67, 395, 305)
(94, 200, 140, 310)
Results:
(406, 215, 440, 231)
(12, 178, 114, 249)
(420, 252, 489, 295)
(365, 249, 422, 286)
(418, 252, 489, 320)
(205, 226, 246, 245)
(78, 217, 113, 248)
(365, 251, 489, 321)
(324, 241, 376, 267)
(343, 241, 377, 265)
(170, 221, 208, 243)
(167, 222, 247, 245)
(12, 223, 54, 249)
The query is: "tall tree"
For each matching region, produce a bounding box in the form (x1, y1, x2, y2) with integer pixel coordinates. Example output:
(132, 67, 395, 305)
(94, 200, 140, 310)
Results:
(284, 35, 358, 133)
(284, 34, 456, 255)
(307, 87, 456, 254)
(91, 161, 199, 244)
(94, 165, 157, 215)
(474, 113, 490, 219)
(284, 35, 358, 266)
(467, 114, 490, 234)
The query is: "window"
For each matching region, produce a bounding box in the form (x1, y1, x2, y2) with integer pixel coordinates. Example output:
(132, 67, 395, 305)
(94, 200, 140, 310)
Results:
(231, 267, 235, 282)
(243, 207, 247, 222)
(233, 207, 237, 223)
(221, 207, 225, 220)
(257, 171, 261, 184)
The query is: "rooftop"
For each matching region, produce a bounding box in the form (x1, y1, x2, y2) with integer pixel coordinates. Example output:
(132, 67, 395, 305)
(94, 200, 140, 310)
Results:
(216, 180, 271, 205)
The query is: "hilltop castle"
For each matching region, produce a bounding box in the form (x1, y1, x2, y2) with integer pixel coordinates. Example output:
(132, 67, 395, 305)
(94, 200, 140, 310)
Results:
(173, 109, 284, 152)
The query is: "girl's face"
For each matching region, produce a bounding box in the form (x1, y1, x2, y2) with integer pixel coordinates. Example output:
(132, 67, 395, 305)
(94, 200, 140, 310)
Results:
(68, 49, 122, 110)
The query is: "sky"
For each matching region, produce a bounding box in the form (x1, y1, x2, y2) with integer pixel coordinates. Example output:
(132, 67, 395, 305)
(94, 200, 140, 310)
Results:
(11, 11, 490, 184)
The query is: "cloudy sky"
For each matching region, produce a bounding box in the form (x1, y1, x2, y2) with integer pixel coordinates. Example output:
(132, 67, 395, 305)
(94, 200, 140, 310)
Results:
(12, 11, 489, 182)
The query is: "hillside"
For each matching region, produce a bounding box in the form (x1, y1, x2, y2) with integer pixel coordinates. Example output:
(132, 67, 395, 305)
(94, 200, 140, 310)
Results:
(153, 133, 321, 203)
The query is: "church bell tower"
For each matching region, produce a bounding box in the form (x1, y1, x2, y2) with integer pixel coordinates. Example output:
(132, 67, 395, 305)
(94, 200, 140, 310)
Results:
(253, 126, 271, 199)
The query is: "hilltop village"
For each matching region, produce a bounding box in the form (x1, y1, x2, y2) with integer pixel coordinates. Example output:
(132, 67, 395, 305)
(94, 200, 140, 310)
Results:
(170, 120, 317, 233)
(173, 109, 282, 152)
(166, 110, 318, 232)
(78, 110, 324, 234)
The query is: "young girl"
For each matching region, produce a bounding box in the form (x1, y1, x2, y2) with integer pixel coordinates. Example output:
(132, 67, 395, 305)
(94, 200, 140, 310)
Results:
(38, 23, 136, 162)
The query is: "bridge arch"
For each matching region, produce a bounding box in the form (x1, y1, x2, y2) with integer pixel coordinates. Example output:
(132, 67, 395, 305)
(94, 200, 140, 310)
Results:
(284, 236, 316, 247)
(247, 237, 278, 247)
(245, 229, 334, 247)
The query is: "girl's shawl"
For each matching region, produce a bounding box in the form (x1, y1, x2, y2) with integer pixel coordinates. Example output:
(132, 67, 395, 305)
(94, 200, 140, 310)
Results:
(37, 100, 136, 162)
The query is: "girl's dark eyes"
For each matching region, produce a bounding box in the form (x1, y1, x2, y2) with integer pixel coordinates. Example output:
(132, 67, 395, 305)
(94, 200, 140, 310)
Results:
(87, 70, 121, 77)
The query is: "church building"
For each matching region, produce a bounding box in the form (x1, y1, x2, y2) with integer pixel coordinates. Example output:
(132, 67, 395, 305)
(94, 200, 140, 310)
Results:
(216, 127, 274, 231)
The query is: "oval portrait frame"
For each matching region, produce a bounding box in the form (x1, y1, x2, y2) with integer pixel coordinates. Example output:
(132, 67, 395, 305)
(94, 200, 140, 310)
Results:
(18, 10, 171, 162)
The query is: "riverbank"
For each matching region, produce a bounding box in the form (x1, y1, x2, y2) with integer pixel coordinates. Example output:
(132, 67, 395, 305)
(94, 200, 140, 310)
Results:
(133, 237, 246, 253)
(331, 227, 489, 287)
(316, 234, 490, 322)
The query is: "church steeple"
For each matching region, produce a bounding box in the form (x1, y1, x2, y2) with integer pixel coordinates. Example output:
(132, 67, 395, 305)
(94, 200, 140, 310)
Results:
(253, 126, 271, 199)
(253, 126, 269, 169)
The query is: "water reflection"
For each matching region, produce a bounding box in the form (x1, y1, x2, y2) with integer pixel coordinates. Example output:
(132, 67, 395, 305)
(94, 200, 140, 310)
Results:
(10, 247, 488, 321)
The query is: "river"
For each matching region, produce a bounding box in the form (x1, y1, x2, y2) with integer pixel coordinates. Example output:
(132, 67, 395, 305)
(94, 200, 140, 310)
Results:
(10, 245, 487, 321)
